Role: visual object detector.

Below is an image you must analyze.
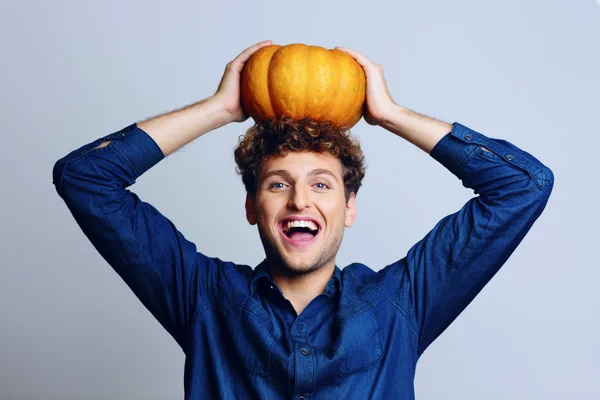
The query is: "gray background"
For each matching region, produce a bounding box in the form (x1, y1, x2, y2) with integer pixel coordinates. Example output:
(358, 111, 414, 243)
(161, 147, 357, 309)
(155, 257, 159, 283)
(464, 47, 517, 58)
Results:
(1, 0, 598, 398)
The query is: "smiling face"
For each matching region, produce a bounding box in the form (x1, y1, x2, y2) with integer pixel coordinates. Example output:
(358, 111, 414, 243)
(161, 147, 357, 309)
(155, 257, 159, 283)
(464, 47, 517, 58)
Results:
(245, 151, 356, 276)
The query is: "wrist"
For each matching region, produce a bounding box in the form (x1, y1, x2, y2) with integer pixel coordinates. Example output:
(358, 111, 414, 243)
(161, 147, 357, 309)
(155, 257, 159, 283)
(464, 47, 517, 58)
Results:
(203, 95, 237, 126)
(378, 103, 406, 131)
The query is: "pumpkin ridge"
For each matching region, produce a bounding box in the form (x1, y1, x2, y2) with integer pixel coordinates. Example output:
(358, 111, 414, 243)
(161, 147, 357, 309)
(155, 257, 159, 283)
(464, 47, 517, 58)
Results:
(308, 46, 337, 123)
(298, 44, 310, 119)
(330, 49, 354, 126)
(265, 46, 279, 120)
(327, 50, 344, 126)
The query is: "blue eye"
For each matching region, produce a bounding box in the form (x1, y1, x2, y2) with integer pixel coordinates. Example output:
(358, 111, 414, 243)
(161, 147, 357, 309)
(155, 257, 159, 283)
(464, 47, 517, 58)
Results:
(314, 183, 329, 189)
(270, 183, 286, 189)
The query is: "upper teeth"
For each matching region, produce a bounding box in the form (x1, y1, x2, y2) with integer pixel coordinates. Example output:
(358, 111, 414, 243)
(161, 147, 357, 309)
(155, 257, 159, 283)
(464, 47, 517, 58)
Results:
(284, 220, 318, 232)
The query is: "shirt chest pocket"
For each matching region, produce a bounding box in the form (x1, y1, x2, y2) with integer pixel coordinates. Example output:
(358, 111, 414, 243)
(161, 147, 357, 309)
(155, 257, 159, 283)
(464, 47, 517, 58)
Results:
(221, 291, 277, 376)
(331, 304, 384, 377)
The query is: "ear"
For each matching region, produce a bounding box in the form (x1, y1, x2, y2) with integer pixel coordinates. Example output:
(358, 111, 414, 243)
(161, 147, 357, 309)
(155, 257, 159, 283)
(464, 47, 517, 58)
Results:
(344, 192, 357, 228)
(245, 192, 257, 225)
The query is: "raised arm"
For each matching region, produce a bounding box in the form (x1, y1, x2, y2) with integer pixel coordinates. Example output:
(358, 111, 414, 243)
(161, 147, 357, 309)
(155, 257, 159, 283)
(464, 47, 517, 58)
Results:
(337, 47, 554, 355)
(384, 113, 553, 355)
(52, 40, 273, 349)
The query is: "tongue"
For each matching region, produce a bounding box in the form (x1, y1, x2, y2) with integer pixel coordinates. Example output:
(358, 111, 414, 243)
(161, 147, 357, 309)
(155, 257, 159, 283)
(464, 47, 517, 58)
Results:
(289, 231, 314, 241)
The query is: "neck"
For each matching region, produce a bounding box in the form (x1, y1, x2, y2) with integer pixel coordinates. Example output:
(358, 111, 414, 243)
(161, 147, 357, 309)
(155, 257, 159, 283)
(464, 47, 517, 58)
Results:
(267, 259, 336, 315)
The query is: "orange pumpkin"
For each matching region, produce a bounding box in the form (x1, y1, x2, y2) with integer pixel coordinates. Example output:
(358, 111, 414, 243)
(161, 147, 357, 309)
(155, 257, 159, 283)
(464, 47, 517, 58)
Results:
(241, 43, 366, 129)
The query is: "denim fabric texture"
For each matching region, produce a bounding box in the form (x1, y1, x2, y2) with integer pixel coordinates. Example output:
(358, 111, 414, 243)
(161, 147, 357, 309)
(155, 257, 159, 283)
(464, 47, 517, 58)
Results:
(53, 121, 554, 399)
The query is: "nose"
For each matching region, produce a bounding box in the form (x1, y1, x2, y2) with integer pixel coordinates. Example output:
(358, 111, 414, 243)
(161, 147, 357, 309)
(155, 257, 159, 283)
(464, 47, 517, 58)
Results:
(288, 185, 311, 211)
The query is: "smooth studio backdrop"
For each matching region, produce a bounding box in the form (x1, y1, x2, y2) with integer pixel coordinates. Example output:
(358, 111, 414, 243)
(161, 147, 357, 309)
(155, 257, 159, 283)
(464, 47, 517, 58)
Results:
(1, 0, 598, 398)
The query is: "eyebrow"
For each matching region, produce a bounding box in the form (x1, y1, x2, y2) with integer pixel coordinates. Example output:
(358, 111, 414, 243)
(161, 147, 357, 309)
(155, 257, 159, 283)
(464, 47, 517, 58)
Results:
(310, 168, 338, 182)
(262, 168, 339, 182)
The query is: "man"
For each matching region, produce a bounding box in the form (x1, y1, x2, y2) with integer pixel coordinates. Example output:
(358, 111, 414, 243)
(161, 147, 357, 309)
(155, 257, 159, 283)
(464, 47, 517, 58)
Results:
(53, 40, 554, 399)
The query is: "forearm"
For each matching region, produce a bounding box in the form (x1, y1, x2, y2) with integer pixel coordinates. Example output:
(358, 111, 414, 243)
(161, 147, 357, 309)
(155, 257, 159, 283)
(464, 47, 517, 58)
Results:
(138, 96, 233, 156)
(95, 96, 233, 157)
(380, 104, 453, 154)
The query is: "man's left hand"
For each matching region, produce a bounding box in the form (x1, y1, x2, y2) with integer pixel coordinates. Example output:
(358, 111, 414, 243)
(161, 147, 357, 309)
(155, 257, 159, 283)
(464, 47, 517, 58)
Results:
(335, 46, 397, 127)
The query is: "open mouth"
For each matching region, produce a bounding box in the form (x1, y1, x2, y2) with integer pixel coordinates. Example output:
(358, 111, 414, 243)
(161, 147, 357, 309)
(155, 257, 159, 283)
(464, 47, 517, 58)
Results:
(280, 219, 321, 246)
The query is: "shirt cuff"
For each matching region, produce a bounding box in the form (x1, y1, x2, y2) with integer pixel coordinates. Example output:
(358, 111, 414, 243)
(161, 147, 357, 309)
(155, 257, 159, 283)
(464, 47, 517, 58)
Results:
(106, 123, 165, 178)
(429, 122, 484, 179)
(429, 122, 553, 190)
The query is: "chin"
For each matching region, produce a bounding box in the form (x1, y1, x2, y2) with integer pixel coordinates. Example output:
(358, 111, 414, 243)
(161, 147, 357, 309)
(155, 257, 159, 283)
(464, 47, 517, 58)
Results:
(274, 255, 321, 276)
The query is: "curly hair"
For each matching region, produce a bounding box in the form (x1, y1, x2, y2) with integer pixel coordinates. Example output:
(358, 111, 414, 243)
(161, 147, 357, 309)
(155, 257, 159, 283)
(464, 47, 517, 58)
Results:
(234, 116, 366, 202)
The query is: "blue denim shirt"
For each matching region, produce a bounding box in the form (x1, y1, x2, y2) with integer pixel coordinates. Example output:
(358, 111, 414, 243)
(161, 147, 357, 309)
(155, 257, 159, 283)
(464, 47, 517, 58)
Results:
(53, 121, 553, 399)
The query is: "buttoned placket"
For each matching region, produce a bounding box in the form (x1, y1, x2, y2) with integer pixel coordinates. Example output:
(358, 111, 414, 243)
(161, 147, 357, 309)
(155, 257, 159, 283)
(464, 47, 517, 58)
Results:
(290, 306, 314, 400)
(260, 275, 339, 400)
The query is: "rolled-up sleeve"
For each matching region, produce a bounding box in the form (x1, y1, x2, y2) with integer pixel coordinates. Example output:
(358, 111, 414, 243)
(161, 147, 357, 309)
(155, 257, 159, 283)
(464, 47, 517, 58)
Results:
(53, 123, 223, 350)
(378, 122, 554, 356)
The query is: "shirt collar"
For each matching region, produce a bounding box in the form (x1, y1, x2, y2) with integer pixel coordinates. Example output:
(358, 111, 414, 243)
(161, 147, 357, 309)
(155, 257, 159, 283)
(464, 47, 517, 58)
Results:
(250, 259, 342, 298)
(250, 259, 272, 295)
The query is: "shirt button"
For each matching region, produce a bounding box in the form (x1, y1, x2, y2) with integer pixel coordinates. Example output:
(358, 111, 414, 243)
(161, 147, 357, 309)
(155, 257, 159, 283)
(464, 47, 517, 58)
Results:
(298, 324, 304, 332)
(465, 133, 473, 141)
(300, 348, 309, 355)
(505, 154, 515, 161)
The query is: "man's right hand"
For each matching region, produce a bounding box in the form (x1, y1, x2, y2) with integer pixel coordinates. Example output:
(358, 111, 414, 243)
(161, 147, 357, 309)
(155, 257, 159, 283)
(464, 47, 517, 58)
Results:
(135, 40, 272, 157)
(213, 40, 273, 123)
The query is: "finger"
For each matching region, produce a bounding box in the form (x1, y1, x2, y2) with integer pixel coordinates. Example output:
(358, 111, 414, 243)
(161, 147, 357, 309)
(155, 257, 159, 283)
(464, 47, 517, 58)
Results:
(235, 40, 272, 64)
(335, 46, 374, 68)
